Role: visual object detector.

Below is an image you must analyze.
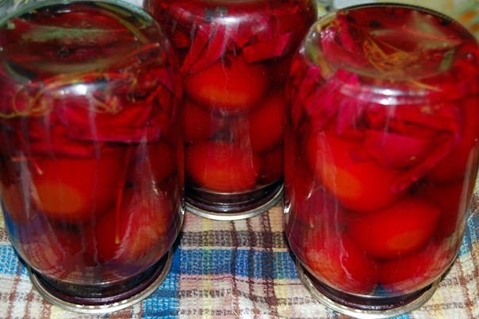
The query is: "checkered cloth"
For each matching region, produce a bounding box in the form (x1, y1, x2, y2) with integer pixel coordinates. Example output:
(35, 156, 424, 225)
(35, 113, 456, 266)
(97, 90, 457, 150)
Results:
(0, 196, 478, 319)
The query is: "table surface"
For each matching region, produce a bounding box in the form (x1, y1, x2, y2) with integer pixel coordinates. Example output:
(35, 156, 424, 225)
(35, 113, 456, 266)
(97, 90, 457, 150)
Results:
(0, 193, 478, 319)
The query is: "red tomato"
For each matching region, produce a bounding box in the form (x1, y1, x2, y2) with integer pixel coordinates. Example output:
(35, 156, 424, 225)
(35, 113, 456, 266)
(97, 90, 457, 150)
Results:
(186, 140, 262, 192)
(184, 54, 270, 113)
(283, 125, 312, 197)
(284, 133, 321, 227)
(31, 147, 125, 223)
(248, 93, 285, 152)
(307, 131, 403, 213)
(94, 189, 178, 266)
(15, 218, 90, 281)
(289, 181, 345, 229)
(257, 147, 283, 185)
(347, 197, 441, 259)
(420, 181, 469, 239)
(127, 141, 178, 186)
(300, 229, 378, 294)
(379, 240, 456, 293)
(182, 99, 215, 143)
(0, 183, 29, 223)
(428, 97, 479, 182)
(148, 141, 178, 182)
(363, 130, 433, 168)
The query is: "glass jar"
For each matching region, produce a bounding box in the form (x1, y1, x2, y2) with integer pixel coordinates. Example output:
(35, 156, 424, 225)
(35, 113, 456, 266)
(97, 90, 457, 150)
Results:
(284, 4, 479, 317)
(144, 0, 318, 220)
(0, 0, 183, 313)
(332, 0, 479, 39)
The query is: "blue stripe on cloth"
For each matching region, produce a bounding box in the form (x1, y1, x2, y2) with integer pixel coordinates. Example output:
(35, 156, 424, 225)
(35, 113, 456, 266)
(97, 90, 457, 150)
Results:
(468, 212, 478, 243)
(459, 231, 471, 257)
(459, 214, 478, 257)
(180, 248, 234, 275)
(0, 245, 22, 275)
(179, 248, 297, 279)
(141, 248, 180, 319)
(272, 250, 298, 280)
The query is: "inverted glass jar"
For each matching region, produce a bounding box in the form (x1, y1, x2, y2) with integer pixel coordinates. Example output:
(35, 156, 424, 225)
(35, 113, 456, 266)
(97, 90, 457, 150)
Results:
(332, 0, 479, 39)
(284, 4, 479, 318)
(144, 0, 318, 220)
(0, 0, 184, 313)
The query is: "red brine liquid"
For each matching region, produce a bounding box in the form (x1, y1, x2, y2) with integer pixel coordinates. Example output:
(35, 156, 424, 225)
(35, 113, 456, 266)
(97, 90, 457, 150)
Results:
(145, 0, 317, 217)
(0, 1, 183, 310)
(284, 4, 479, 315)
